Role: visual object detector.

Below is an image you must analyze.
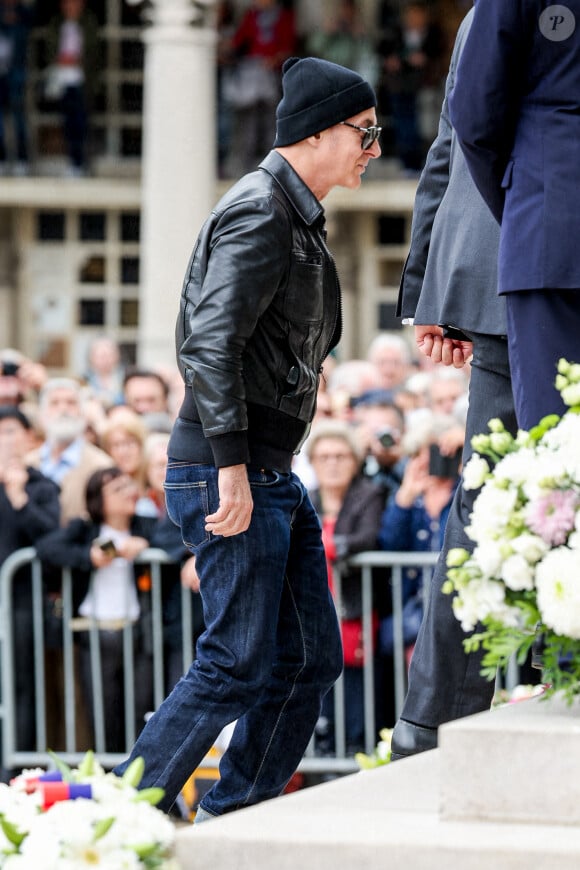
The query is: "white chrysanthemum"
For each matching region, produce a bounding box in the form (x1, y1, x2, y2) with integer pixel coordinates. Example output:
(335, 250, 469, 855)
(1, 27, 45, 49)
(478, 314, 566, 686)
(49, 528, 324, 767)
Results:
(466, 482, 519, 542)
(536, 548, 580, 638)
(510, 532, 548, 564)
(452, 576, 519, 632)
(16, 797, 174, 870)
(462, 454, 489, 491)
(500, 553, 534, 591)
(18, 800, 111, 867)
(104, 800, 175, 854)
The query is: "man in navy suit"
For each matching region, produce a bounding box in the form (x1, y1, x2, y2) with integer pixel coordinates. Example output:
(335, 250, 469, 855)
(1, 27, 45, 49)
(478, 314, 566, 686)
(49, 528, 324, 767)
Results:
(449, 0, 580, 429)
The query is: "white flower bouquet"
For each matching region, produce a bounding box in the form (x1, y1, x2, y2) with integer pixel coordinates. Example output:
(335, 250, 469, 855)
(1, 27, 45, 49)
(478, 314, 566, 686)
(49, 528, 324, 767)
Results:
(444, 359, 580, 701)
(0, 753, 179, 868)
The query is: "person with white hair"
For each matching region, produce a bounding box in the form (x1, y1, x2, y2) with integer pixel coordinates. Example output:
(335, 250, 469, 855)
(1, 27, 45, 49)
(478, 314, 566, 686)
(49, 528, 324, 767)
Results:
(427, 366, 468, 416)
(27, 377, 112, 524)
(367, 333, 413, 391)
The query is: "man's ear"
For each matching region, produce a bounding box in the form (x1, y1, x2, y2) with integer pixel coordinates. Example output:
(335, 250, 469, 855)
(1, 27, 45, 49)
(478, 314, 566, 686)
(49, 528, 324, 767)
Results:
(306, 132, 323, 148)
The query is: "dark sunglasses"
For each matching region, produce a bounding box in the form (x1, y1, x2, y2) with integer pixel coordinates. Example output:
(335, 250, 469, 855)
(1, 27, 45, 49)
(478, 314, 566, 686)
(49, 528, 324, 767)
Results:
(341, 121, 382, 150)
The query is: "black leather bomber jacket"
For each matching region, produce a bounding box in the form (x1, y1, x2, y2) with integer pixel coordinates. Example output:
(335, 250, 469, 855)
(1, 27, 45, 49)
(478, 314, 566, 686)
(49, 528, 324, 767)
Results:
(168, 150, 342, 470)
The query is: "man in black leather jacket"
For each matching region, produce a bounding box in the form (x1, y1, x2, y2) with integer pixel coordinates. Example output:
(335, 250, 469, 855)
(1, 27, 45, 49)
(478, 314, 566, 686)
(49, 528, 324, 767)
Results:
(115, 56, 381, 819)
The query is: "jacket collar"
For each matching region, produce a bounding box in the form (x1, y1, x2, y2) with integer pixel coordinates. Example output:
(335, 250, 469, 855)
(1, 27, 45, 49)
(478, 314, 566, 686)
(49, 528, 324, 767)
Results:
(259, 151, 324, 227)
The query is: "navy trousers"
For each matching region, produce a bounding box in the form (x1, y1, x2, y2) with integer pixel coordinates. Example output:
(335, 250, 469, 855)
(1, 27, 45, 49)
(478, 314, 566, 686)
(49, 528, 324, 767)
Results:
(506, 289, 580, 430)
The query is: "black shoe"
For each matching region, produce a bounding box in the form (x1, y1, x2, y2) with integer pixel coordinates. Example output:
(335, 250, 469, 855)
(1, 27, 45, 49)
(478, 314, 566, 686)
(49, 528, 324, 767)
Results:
(390, 718, 438, 760)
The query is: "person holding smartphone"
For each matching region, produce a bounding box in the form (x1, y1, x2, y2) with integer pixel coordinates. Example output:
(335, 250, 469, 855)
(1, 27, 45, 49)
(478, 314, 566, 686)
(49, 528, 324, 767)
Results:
(377, 412, 461, 669)
(36, 466, 155, 752)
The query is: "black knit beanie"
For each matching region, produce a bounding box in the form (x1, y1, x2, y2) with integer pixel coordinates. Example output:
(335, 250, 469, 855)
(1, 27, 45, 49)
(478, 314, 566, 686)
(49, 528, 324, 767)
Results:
(273, 57, 377, 148)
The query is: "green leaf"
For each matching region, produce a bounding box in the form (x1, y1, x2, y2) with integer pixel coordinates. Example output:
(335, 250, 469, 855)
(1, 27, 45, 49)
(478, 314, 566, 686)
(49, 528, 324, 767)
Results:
(77, 750, 95, 778)
(93, 816, 115, 842)
(133, 842, 160, 859)
(47, 749, 73, 782)
(121, 756, 145, 788)
(0, 815, 26, 848)
(133, 787, 165, 806)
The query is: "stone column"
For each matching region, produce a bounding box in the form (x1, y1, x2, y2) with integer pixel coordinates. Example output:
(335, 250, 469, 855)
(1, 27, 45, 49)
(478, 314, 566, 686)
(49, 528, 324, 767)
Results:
(138, 0, 216, 368)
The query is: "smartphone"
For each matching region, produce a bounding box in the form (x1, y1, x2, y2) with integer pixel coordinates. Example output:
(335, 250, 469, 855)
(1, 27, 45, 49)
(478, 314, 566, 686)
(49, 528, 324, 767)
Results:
(428, 444, 461, 479)
(94, 537, 118, 557)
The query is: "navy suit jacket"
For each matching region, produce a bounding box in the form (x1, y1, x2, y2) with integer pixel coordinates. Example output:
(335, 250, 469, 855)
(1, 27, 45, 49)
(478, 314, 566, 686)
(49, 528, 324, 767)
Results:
(449, 0, 580, 293)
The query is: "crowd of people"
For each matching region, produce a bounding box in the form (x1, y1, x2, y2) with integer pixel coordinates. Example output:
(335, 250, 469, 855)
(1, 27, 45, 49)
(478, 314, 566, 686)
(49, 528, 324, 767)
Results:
(217, 0, 461, 177)
(0, 0, 569, 828)
(0, 0, 467, 179)
(0, 0, 98, 176)
(0, 330, 469, 765)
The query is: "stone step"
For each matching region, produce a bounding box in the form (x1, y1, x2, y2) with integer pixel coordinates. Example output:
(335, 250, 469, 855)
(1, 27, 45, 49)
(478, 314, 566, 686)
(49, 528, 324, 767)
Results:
(175, 698, 580, 869)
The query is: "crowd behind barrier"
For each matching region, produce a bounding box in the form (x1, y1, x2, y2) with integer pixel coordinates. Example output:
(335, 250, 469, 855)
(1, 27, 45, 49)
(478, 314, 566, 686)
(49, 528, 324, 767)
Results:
(0, 547, 442, 777)
(0, 336, 474, 788)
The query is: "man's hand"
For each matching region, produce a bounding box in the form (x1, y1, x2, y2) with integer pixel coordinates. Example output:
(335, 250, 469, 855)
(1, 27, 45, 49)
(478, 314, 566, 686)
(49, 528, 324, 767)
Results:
(414, 324, 472, 368)
(181, 555, 200, 592)
(3, 460, 29, 510)
(205, 464, 253, 537)
(395, 452, 430, 508)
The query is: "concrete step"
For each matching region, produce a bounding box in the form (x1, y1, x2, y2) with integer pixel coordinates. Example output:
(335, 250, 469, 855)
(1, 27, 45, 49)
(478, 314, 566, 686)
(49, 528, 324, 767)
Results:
(175, 697, 580, 869)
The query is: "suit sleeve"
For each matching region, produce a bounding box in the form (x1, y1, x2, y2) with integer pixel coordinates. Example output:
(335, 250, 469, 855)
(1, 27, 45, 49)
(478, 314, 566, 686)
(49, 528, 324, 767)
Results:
(397, 19, 462, 319)
(448, 0, 532, 223)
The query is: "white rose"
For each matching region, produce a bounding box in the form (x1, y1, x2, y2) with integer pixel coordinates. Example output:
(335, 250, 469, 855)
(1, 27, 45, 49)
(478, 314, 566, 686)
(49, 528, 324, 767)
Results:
(493, 449, 536, 486)
(462, 454, 489, 491)
(510, 533, 548, 564)
(452, 576, 518, 632)
(500, 554, 534, 591)
(473, 540, 504, 577)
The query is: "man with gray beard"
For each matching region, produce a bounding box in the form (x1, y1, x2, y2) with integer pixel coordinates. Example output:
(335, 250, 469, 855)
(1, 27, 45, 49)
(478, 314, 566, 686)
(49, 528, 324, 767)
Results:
(26, 378, 112, 752)
(27, 378, 111, 525)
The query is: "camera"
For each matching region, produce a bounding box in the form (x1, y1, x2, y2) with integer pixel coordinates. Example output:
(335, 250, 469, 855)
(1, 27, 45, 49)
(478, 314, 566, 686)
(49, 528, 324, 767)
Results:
(428, 444, 462, 479)
(376, 427, 398, 449)
(1, 361, 20, 377)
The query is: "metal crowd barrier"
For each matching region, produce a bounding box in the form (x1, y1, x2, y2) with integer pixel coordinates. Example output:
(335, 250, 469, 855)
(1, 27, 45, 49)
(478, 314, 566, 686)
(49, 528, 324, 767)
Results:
(0, 548, 439, 777)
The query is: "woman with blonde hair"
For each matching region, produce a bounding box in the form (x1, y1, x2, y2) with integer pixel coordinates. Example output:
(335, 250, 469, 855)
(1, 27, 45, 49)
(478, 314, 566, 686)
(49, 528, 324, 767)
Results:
(306, 419, 384, 754)
(99, 408, 156, 516)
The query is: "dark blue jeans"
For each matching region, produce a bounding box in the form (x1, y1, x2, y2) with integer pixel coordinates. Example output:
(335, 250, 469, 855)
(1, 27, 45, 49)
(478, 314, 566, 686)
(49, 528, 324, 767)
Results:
(114, 463, 342, 816)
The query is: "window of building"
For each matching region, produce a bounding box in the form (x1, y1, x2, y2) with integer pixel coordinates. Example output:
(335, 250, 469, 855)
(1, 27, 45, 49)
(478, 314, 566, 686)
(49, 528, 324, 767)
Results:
(29, 0, 145, 173)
